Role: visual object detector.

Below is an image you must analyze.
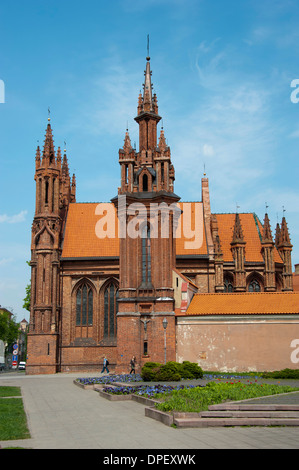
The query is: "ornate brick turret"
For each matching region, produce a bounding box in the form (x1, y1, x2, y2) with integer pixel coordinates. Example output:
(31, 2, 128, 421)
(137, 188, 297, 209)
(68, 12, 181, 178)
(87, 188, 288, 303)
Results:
(27, 118, 75, 374)
(113, 56, 180, 371)
(277, 216, 293, 291)
(231, 212, 246, 291)
(261, 213, 276, 291)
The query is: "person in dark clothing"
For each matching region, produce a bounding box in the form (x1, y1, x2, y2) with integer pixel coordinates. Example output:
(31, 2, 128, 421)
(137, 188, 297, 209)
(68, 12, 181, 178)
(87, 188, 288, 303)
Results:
(101, 355, 109, 374)
(129, 356, 136, 374)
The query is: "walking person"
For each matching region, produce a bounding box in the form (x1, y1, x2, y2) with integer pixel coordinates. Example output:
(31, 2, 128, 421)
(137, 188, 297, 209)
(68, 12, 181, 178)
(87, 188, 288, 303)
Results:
(101, 355, 109, 374)
(129, 356, 136, 374)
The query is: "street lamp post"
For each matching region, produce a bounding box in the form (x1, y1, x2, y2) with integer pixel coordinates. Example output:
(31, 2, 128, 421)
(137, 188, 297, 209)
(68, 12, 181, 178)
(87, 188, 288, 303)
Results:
(162, 317, 168, 364)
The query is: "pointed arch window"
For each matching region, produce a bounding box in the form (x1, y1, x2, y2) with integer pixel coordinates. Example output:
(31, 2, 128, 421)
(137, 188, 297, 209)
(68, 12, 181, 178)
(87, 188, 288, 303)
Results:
(76, 283, 93, 326)
(104, 282, 119, 338)
(45, 179, 49, 205)
(142, 225, 151, 284)
(143, 173, 148, 192)
(248, 279, 261, 292)
(224, 279, 233, 292)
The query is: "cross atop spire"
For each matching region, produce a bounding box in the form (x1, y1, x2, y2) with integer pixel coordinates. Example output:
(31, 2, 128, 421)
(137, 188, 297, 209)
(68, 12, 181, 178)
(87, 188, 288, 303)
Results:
(147, 34, 150, 60)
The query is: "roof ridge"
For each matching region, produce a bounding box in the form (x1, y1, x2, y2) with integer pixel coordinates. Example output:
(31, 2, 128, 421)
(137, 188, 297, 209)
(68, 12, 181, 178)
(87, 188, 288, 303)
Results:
(72, 201, 111, 204)
(214, 212, 253, 215)
(193, 292, 297, 296)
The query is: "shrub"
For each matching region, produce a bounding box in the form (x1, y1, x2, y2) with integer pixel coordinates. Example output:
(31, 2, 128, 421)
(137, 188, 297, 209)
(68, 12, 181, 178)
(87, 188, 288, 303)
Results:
(156, 362, 181, 382)
(180, 361, 203, 379)
(141, 361, 203, 382)
(261, 368, 299, 379)
(141, 362, 162, 382)
(142, 362, 161, 369)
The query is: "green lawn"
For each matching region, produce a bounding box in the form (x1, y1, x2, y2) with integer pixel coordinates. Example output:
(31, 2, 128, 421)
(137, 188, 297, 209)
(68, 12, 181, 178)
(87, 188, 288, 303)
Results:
(0, 387, 30, 440)
(0, 386, 22, 397)
(155, 381, 299, 413)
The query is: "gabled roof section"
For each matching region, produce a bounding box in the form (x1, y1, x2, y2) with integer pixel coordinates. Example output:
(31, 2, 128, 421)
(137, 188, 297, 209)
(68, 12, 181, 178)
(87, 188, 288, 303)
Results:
(61, 203, 119, 258)
(215, 213, 282, 263)
(183, 292, 299, 316)
(61, 201, 208, 259)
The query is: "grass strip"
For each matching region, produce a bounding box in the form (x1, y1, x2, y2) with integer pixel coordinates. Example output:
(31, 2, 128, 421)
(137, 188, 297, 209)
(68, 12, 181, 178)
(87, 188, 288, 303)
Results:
(0, 387, 30, 441)
(0, 386, 22, 397)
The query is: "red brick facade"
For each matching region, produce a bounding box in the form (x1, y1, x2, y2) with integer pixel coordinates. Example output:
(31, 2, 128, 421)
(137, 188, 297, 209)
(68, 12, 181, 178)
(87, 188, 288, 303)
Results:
(26, 57, 294, 375)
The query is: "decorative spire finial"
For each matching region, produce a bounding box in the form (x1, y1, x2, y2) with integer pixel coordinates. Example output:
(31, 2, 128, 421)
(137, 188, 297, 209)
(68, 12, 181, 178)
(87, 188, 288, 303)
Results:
(146, 34, 150, 61)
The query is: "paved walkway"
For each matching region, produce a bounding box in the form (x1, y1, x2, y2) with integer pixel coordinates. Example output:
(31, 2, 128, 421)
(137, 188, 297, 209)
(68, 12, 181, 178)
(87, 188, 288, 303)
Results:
(1, 372, 299, 449)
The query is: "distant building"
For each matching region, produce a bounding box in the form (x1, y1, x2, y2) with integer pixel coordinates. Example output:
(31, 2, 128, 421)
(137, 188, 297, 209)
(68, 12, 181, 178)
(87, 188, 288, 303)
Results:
(19, 319, 28, 333)
(0, 307, 13, 318)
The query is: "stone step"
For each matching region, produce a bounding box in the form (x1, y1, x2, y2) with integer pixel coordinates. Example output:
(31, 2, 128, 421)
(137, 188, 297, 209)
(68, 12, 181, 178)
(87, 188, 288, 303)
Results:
(173, 417, 299, 428)
(200, 410, 299, 418)
(208, 403, 299, 411)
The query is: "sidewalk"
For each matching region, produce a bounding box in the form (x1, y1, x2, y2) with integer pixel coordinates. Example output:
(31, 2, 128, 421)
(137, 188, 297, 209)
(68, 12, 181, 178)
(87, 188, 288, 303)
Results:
(1, 372, 299, 449)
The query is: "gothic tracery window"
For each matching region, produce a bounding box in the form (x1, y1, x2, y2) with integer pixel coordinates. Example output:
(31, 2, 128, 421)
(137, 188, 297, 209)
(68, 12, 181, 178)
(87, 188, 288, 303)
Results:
(142, 225, 151, 284)
(224, 279, 234, 292)
(104, 282, 118, 338)
(76, 283, 93, 326)
(248, 279, 261, 292)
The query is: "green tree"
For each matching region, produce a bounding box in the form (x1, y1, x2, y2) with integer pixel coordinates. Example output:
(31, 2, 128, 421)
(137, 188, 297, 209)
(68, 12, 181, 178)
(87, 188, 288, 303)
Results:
(23, 261, 31, 312)
(23, 284, 31, 312)
(0, 311, 19, 349)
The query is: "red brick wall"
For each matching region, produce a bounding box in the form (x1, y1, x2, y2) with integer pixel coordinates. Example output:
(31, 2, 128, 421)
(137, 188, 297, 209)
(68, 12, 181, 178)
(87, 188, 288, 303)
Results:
(26, 333, 58, 375)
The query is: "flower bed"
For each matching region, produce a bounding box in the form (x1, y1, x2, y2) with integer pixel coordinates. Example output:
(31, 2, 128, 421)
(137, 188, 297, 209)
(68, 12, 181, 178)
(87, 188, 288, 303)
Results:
(75, 372, 260, 387)
(76, 374, 143, 386)
(102, 383, 199, 398)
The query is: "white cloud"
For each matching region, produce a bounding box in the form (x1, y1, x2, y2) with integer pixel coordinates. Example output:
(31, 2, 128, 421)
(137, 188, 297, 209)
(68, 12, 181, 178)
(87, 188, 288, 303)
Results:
(203, 144, 214, 156)
(0, 210, 27, 224)
(64, 55, 141, 142)
(0, 258, 13, 266)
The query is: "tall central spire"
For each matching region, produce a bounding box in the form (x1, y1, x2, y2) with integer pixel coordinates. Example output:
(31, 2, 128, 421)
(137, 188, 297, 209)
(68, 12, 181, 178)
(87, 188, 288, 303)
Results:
(144, 33, 153, 110)
(143, 57, 154, 112)
(116, 51, 176, 195)
(135, 55, 161, 150)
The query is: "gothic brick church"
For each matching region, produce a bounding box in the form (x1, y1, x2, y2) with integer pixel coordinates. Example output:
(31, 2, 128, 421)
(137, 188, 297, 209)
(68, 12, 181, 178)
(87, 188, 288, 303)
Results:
(27, 56, 299, 375)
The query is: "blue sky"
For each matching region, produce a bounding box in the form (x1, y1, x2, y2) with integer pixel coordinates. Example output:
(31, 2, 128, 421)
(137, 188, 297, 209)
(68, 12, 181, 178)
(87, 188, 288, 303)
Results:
(1, 0, 299, 322)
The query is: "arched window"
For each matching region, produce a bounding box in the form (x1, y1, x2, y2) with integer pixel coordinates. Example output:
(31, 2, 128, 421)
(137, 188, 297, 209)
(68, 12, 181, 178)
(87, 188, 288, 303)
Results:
(248, 279, 261, 292)
(76, 283, 93, 326)
(143, 173, 148, 192)
(104, 282, 118, 338)
(142, 225, 151, 284)
(45, 179, 49, 205)
(224, 279, 233, 292)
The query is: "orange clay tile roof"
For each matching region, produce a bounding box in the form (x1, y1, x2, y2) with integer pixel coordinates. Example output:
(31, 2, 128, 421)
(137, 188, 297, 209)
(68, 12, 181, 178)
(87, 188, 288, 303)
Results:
(61, 202, 208, 258)
(62, 203, 119, 258)
(215, 213, 282, 263)
(176, 202, 207, 255)
(183, 292, 299, 316)
(61, 204, 282, 262)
